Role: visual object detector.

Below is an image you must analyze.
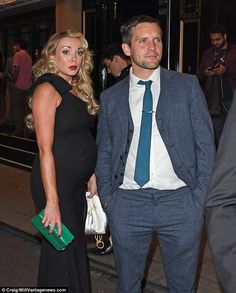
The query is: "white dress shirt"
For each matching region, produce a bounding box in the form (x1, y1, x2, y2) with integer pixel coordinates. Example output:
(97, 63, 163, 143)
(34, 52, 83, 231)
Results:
(120, 67, 186, 190)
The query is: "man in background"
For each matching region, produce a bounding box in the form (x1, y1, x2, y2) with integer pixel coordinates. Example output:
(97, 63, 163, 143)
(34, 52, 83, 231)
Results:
(11, 40, 32, 137)
(199, 24, 236, 145)
(0, 50, 15, 134)
(96, 43, 131, 256)
(102, 42, 131, 86)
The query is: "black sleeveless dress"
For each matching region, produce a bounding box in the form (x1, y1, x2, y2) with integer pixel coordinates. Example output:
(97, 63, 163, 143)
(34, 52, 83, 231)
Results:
(30, 73, 97, 292)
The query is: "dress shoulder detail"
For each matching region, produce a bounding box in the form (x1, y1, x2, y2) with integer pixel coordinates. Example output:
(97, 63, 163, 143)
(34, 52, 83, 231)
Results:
(30, 73, 72, 97)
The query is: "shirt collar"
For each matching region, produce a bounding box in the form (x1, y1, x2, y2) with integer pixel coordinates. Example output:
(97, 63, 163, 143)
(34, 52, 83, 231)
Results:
(130, 66, 160, 88)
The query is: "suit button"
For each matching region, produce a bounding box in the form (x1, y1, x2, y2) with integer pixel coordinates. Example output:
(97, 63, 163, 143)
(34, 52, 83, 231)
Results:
(120, 155, 123, 160)
(119, 182, 122, 185)
(114, 175, 118, 179)
(120, 173, 124, 176)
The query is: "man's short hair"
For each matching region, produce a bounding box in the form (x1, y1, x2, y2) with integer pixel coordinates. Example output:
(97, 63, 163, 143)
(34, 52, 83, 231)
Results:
(120, 15, 162, 46)
(12, 39, 28, 50)
(101, 43, 129, 62)
(208, 24, 227, 36)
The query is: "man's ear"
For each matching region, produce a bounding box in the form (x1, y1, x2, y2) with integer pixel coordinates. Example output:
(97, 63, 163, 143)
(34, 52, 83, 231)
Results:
(122, 43, 131, 57)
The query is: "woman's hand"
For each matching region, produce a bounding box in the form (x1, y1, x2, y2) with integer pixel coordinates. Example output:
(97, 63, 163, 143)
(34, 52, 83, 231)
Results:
(42, 199, 62, 236)
(87, 173, 97, 198)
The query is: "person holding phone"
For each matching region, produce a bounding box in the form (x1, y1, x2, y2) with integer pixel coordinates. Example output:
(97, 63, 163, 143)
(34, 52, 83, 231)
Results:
(199, 24, 236, 145)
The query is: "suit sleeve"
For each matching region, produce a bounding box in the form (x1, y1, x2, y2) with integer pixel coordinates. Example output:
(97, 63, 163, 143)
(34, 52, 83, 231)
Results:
(206, 91, 236, 208)
(204, 91, 236, 292)
(189, 76, 215, 207)
(95, 94, 112, 206)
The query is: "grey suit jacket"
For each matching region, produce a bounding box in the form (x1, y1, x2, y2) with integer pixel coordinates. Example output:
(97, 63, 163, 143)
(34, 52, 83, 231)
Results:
(205, 90, 236, 293)
(96, 67, 215, 211)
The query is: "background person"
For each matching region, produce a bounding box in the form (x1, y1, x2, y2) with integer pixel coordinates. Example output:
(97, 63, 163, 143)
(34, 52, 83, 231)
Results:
(0, 53, 14, 133)
(102, 42, 131, 85)
(96, 15, 215, 293)
(96, 42, 131, 256)
(27, 30, 98, 291)
(11, 39, 32, 137)
(199, 24, 236, 145)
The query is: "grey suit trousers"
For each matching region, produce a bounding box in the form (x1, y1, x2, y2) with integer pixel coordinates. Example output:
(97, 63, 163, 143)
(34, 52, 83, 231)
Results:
(107, 186, 204, 293)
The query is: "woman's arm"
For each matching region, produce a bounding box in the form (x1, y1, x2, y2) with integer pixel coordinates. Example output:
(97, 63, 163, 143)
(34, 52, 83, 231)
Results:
(32, 82, 62, 236)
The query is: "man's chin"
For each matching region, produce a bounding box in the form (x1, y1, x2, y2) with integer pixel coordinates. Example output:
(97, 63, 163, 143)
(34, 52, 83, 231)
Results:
(142, 61, 160, 70)
(147, 64, 160, 70)
(214, 43, 226, 50)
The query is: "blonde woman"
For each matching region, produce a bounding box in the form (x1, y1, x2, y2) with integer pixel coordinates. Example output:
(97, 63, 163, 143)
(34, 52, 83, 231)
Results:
(29, 30, 98, 291)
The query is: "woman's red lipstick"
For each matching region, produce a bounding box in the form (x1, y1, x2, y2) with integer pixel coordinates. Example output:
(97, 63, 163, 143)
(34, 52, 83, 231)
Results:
(69, 65, 77, 70)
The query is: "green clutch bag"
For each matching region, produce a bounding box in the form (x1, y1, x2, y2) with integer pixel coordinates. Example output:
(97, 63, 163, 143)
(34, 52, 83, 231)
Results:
(31, 209, 75, 251)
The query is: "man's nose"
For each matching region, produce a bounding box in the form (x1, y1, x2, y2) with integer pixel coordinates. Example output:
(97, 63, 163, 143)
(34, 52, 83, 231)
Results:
(148, 40, 156, 50)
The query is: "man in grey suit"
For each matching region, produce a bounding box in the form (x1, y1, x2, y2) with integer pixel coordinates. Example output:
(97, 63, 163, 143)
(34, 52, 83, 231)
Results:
(96, 15, 215, 293)
(205, 89, 236, 293)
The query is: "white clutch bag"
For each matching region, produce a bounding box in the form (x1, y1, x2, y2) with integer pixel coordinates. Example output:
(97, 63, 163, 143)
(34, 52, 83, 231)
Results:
(85, 192, 108, 235)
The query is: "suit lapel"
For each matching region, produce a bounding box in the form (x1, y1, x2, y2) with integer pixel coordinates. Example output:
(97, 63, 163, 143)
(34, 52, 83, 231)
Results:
(156, 67, 175, 132)
(117, 78, 133, 146)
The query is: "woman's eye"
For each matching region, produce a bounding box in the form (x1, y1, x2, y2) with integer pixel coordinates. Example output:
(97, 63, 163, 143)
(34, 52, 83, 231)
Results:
(62, 50, 70, 55)
(77, 50, 84, 56)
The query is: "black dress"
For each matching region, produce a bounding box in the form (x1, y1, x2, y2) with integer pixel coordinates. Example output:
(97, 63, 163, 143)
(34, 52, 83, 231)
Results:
(30, 73, 97, 292)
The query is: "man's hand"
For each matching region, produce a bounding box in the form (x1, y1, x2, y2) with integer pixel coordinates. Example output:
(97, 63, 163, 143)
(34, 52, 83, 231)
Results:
(205, 64, 226, 76)
(214, 64, 226, 75)
(205, 68, 216, 76)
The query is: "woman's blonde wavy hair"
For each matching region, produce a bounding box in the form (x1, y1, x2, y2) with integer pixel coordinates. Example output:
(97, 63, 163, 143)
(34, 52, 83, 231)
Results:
(26, 30, 99, 130)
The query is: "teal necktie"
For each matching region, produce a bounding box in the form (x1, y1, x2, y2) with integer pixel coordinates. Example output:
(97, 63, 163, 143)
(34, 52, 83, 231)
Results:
(134, 80, 153, 187)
